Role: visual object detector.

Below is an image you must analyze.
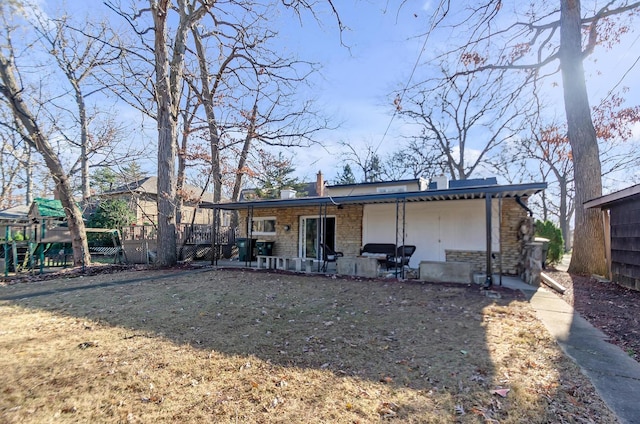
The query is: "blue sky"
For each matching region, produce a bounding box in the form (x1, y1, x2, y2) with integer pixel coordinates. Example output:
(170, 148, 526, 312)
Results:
(41, 0, 640, 187)
(268, 1, 433, 182)
(281, 1, 640, 186)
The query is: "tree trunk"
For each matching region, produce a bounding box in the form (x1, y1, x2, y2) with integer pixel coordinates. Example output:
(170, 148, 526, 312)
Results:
(560, 0, 606, 275)
(26, 146, 33, 205)
(176, 108, 190, 226)
(152, 0, 177, 267)
(192, 28, 223, 203)
(74, 83, 91, 201)
(0, 54, 90, 266)
(558, 176, 570, 252)
(232, 103, 257, 202)
(151, 0, 210, 266)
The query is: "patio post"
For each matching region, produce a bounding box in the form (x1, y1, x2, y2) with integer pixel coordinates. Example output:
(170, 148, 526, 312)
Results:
(485, 194, 493, 288)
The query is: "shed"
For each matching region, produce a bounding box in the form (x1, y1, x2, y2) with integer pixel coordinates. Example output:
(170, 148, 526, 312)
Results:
(585, 184, 640, 290)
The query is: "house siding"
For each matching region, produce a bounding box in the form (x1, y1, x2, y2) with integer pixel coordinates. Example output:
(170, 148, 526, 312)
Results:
(445, 200, 528, 275)
(610, 196, 640, 290)
(101, 193, 213, 226)
(362, 199, 503, 267)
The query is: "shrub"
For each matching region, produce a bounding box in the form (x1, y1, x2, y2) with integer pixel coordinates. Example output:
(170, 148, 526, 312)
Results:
(535, 220, 564, 266)
(87, 199, 135, 230)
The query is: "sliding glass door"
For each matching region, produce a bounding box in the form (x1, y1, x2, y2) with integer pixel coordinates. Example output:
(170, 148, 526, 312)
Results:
(299, 216, 336, 259)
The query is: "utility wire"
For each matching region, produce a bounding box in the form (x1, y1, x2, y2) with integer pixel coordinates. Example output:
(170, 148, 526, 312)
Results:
(374, 0, 447, 154)
(599, 32, 640, 101)
(603, 53, 640, 100)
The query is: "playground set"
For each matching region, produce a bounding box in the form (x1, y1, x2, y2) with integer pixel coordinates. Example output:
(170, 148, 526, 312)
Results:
(0, 199, 121, 277)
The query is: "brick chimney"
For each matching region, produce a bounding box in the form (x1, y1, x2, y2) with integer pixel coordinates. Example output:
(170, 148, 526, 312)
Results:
(316, 171, 325, 197)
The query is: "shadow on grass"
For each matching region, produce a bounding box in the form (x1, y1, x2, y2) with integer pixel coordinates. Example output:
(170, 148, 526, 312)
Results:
(0, 267, 615, 422)
(2, 268, 505, 389)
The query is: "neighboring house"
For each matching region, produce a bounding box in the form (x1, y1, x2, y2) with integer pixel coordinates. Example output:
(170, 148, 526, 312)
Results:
(97, 176, 215, 225)
(0, 205, 31, 226)
(585, 184, 640, 291)
(205, 172, 546, 277)
(239, 172, 324, 201)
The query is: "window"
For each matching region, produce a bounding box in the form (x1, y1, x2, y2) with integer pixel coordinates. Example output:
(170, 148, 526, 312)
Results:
(376, 186, 407, 193)
(251, 217, 276, 235)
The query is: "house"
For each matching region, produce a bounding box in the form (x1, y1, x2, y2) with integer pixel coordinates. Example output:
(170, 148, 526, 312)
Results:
(585, 184, 640, 291)
(0, 205, 31, 226)
(205, 172, 546, 281)
(98, 176, 215, 225)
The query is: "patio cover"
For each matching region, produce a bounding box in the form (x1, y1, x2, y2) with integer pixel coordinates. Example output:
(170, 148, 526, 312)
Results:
(201, 182, 547, 210)
(202, 182, 546, 286)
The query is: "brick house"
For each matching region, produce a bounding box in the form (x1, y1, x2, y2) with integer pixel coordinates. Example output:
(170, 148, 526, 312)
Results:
(205, 172, 546, 278)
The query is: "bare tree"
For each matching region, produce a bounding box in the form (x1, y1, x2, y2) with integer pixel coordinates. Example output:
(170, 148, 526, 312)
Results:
(106, 0, 341, 266)
(384, 139, 446, 180)
(32, 14, 125, 201)
(187, 9, 330, 204)
(148, 0, 211, 267)
(414, 0, 640, 274)
(519, 91, 640, 252)
(521, 123, 575, 252)
(338, 142, 384, 183)
(0, 108, 29, 207)
(0, 5, 90, 265)
(396, 62, 531, 181)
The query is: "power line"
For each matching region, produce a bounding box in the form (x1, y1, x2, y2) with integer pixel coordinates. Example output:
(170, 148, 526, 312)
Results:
(373, 0, 447, 154)
(604, 53, 640, 100)
(600, 32, 640, 101)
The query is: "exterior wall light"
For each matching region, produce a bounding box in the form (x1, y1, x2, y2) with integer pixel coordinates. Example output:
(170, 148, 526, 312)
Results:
(283, 224, 291, 231)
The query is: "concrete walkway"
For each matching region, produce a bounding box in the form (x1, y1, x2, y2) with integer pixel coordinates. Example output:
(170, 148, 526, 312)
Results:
(501, 276, 640, 424)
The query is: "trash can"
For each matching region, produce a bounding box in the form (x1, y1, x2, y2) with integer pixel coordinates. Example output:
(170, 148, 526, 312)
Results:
(236, 238, 256, 261)
(255, 240, 274, 256)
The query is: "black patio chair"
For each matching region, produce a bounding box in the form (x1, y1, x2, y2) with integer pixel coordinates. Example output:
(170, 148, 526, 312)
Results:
(321, 244, 343, 272)
(385, 245, 416, 270)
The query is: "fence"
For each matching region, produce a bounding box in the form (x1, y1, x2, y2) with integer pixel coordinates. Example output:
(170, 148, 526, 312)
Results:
(120, 224, 237, 262)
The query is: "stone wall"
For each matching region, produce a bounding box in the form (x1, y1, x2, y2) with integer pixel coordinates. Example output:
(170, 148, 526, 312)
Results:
(445, 198, 530, 275)
(238, 204, 363, 257)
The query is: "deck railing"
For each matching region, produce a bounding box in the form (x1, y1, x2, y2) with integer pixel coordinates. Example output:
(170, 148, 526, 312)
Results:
(120, 224, 236, 246)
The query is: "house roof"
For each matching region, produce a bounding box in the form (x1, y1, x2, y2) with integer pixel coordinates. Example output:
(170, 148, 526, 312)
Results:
(327, 178, 427, 190)
(0, 205, 30, 223)
(102, 176, 215, 203)
(203, 181, 547, 210)
(584, 183, 640, 209)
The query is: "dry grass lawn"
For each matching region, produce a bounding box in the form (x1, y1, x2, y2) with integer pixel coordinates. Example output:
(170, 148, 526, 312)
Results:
(0, 267, 617, 423)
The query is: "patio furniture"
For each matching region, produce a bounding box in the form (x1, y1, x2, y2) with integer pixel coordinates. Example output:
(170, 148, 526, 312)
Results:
(360, 243, 396, 267)
(360, 243, 396, 257)
(385, 245, 416, 270)
(321, 244, 343, 272)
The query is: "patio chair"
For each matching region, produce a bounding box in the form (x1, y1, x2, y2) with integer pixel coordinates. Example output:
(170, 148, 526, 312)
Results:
(385, 245, 416, 270)
(321, 244, 343, 272)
